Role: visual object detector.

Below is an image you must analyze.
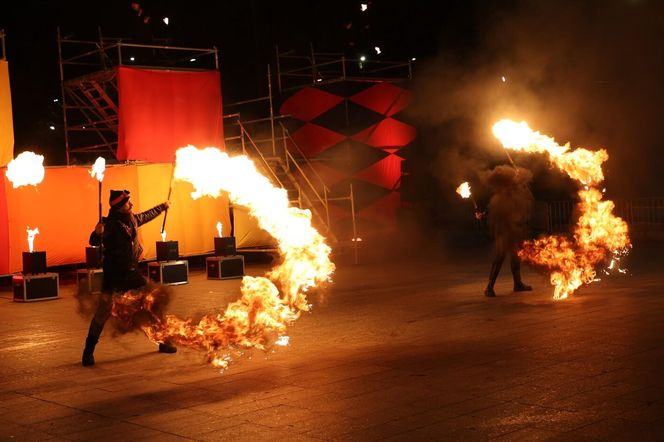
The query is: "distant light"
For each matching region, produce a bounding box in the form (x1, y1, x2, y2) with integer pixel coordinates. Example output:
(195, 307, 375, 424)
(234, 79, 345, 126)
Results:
(82, 126, 86, 129)
(411, 57, 416, 61)
(53, 98, 59, 103)
(360, 55, 366, 62)
(130, 57, 135, 61)
(501, 76, 506, 82)
(49, 125, 55, 131)
(374, 46, 381, 55)
(190, 58, 196, 62)
(361, 3, 368, 11)
(316, 78, 323, 82)
(163, 17, 169, 25)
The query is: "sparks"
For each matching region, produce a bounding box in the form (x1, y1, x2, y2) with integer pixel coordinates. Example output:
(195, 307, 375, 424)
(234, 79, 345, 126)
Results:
(492, 119, 630, 299)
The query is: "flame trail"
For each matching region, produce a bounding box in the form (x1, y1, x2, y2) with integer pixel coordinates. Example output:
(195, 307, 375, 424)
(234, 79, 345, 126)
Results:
(492, 119, 630, 299)
(6, 152, 45, 188)
(126, 146, 334, 368)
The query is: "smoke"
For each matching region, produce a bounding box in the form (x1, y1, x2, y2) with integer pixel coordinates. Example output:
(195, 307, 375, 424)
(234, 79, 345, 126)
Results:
(75, 284, 173, 338)
(410, 0, 664, 198)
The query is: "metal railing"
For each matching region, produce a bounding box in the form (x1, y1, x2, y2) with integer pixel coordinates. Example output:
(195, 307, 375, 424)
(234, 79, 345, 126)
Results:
(546, 197, 664, 240)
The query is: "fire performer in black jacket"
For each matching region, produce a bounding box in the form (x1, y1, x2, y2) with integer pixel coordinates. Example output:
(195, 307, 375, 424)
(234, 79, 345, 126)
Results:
(82, 189, 176, 366)
(482, 165, 534, 297)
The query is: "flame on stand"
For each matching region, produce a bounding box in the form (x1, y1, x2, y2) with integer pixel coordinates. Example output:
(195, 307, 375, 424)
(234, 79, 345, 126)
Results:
(492, 119, 631, 299)
(26, 226, 39, 252)
(89, 157, 106, 182)
(6, 152, 45, 188)
(456, 182, 472, 199)
(160, 230, 166, 242)
(216, 221, 222, 237)
(123, 146, 334, 369)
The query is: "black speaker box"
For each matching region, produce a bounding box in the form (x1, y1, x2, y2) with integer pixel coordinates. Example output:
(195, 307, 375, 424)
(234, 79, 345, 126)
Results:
(214, 236, 236, 256)
(206, 255, 244, 279)
(76, 268, 103, 294)
(13, 273, 59, 302)
(156, 241, 179, 262)
(148, 260, 188, 285)
(22, 251, 47, 274)
(86, 246, 102, 268)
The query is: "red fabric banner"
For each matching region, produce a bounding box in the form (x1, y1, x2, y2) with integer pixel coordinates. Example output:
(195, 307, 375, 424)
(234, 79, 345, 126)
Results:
(117, 67, 223, 162)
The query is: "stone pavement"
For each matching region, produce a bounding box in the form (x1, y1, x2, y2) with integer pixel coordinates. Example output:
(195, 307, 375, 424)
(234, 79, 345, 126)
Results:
(1, 244, 663, 441)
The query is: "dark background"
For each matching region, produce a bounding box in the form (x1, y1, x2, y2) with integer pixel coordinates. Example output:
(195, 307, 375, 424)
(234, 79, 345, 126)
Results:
(2, 0, 663, 204)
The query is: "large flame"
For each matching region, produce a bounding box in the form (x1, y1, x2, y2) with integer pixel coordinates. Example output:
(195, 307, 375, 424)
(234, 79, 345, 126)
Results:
(456, 182, 472, 199)
(89, 157, 106, 182)
(492, 119, 630, 300)
(26, 226, 39, 252)
(6, 152, 45, 188)
(124, 146, 335, 368)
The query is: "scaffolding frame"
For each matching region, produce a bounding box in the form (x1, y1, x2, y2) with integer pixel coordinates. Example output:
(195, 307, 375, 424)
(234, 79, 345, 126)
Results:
(275, 44, 412, 93)
(57, 28, 219, 165)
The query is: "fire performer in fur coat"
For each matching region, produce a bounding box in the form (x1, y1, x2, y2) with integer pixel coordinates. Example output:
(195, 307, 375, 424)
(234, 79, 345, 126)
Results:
(82, 190, 175, 366)
(482, 165, 534, 297)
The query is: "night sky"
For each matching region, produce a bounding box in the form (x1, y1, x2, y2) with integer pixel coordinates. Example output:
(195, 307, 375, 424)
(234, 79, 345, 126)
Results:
(2, 0, 663, 200)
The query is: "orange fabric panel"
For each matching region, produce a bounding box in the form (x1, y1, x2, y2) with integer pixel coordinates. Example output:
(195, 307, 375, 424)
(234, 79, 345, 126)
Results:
(0, 60, 14, 167)
(0, 164, 243, 274)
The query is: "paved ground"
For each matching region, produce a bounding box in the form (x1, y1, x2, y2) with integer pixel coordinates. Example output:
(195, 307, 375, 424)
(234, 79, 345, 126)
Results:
(1, 243, 663, 441)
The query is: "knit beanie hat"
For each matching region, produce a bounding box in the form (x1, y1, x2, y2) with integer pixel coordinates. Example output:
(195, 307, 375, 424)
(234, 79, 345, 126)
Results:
(109, 190, 131, 210)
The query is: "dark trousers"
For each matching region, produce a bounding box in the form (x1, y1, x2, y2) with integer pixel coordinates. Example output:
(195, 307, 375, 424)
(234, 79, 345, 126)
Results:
(487, 246, 523, 289)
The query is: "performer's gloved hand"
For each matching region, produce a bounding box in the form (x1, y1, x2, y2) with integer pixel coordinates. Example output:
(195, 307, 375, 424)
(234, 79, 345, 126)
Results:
(94, 222, 104, 236)
(474, 210, 486, 220)
(163, 201, 171, 209)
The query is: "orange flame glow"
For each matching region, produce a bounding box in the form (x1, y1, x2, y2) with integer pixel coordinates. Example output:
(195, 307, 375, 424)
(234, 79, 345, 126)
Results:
(456, 182, 471, 199)
(89, 157, 106, 182)
(26, 226, 39, 252)
(6, 152, 45, 188)
(492, 119, 630, 300)
(216, 221, 222, 237)
(138, 146, 335, 368)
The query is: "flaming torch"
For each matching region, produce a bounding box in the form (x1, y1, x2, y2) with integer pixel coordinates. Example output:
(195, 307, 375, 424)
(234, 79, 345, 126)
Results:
(124, 146, 335, 369)
(492, 119, 631, 300)
(456, 181, 478, 210)
(89, 157, 105, 222)
(26, 226, 39, 252)
(6, 152, 45, 188)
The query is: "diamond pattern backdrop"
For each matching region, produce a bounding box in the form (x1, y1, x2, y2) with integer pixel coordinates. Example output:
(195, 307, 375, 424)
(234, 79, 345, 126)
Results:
(279, 80, 415, 237)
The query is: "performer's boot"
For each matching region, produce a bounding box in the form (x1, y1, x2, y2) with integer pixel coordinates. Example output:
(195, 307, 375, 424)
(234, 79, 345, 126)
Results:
(82, 317, 105, 366)
(484, 260, 502, 297)
(82, 335, 98, 366)
(158, 341, 177, 354)
(511, 255, 532, 292)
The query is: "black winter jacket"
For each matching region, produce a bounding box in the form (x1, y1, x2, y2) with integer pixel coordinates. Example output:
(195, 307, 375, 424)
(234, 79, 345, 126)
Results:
(101, 204, 167, 292)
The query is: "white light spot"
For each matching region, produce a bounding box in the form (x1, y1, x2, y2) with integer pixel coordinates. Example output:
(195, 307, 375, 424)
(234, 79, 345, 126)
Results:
(190, 58, 196, 62)
(130, 57, 135, 61)
(360, 55, 366, 62)
(49, 125, 55, 131)
(163, 17, 169, 25)
(361, 3, 368, 11)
